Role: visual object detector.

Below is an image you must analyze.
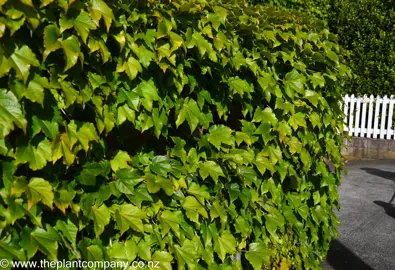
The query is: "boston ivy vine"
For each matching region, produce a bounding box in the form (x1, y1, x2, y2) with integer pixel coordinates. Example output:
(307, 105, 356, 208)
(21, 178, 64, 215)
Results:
(0, 0, 349, 269)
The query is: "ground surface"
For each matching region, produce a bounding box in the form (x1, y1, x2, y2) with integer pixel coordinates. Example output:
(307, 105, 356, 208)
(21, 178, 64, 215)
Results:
(322, 160, 395, 270)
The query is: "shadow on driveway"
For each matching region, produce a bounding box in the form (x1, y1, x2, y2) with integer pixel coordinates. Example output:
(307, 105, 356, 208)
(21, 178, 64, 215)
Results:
(360, 168, 395, 182)
(361, 167, 395, 203)
(373, 201, 395, 220)
(325, 240, 374, 270)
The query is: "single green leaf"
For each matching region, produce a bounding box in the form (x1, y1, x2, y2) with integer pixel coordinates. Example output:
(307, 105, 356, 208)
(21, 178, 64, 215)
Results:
(116, 104, 135, 125)
(176, 99, 201, 133)
(147, 174, 174, 196)
(152, 108, 167, 138)
(327, 50, 339, 64)
(59, 13, 74, 32)
(87, 245, 103, 261)
(289, 113, 307, 131)
(210, 200, 228, 225)
(25, 74, 49, 106)
(31, 225, 59, 260)
(60, 35, 81, 72)
(228, 77, 252, 96)
(119, 57, 142, 81)
(157, 22, 169, 39)
(245, 242, 271, 269)
(297, 204, 309, 220)
(199, 161, 224, 184)
(26, 177, 54, 210)
(9, 45, 40, 83)
(287, 137, 302, 155)
(43, 24, 61, 59)
(268, 145, 283, 165)
(90, 204, 111, 237)
(310, 73, 325, 89)
(59, 81, 80, 108)
(77, 161, 111, 186)
(130, 43, 153, 68)
(188, 31, 217, 62)
(214, 231, 236, 262)
(15, 139, 52, 171)
(275, 121, 292, 142)
(253, 107, 278, 125)
(207, 125, 234, 150)
(113, 204, 146, 234)
(0, 89, 27, 138)
(182, 196, 208, 223)
(284, 69, 306, 96)
(150, 156, 172, 176)
(169, 31, 184, 51)
(126, 184, 153, 207)
(138, 113, 154, 132)
(73, 10, 97, 44)
(110, 150, 131, 172)
(51, 134, 75, 166)
(187, 183, 210, 204)
(137, 240, 152, 261)
(118, 87, 139, 111)
(134, 79, 160, 111)
(19, 228, 38, 260)
(114, 168, 144, 195)
(160, 210, 182, 238)
(108, 239, 137, 262)
(175, 239, 200, 269)
(151, 251, 173, 270)
(90, 0, 115, 32)
(56, 219, 77, 248)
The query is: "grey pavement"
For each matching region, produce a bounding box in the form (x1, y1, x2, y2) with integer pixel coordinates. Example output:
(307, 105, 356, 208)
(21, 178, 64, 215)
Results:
(322, 160, 395, 270)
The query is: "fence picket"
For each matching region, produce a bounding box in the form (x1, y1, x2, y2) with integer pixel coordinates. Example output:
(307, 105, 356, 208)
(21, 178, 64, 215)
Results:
(343, 95, 350, 132)
(367, 95, 374, 138)
(373, 96, 382, 139)
(349, 94, 356, 136)
(355, 96, 362, 136)
(380, 95, 389, 139)
(388, 95, 395, 140)
(360, 95, 368, 137)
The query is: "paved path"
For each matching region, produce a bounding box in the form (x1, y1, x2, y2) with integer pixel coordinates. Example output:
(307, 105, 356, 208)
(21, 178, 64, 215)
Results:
(322, 160, 395, 270)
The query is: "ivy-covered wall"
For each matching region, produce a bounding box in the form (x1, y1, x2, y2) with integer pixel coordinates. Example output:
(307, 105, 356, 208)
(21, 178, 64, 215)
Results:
(0, 0, 348, 269)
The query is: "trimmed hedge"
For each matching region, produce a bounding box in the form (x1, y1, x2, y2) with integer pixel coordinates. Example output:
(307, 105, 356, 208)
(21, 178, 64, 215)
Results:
(328, 0, 395, 96)
(0, 0, 348, 269)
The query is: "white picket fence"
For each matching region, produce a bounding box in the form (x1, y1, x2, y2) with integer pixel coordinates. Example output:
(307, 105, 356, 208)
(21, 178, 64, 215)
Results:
(342, 95, 395, 140)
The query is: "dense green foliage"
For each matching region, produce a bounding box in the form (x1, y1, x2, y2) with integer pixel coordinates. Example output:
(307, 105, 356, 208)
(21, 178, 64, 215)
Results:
(250, 0, 395, 96)
(0, 0, 348, 269)
(327, 0, 395, 96)
(248, 0, 330, 22)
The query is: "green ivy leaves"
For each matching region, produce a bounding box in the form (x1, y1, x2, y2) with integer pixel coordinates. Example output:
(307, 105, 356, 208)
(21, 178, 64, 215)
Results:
(0, 0, 346, 269)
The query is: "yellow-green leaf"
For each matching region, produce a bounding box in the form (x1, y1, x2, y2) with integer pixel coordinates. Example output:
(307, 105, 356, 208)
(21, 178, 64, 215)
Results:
(0, 89, 27, 138)
(26, 178, 54, 210)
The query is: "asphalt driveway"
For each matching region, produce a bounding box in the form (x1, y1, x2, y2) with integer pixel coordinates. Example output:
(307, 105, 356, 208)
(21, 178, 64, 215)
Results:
(322, 160, 395, 270)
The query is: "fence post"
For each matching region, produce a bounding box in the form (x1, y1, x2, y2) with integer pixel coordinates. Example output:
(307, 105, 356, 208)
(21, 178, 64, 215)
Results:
(373, 95, 382, 139)
(360, 95, 368, 137)
(367, 95, 374, 138)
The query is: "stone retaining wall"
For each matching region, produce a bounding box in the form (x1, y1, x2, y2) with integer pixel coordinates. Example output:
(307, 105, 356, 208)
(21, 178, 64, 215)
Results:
(342, 137, 395, 160)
